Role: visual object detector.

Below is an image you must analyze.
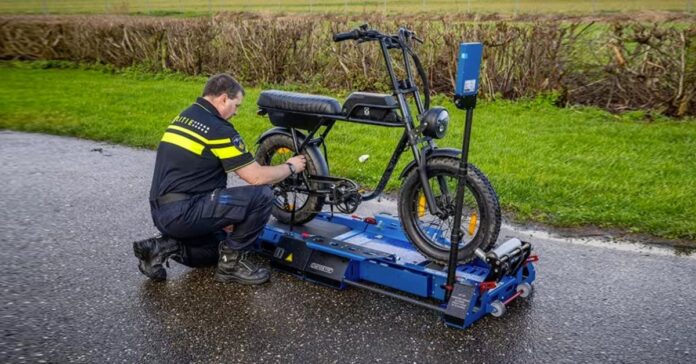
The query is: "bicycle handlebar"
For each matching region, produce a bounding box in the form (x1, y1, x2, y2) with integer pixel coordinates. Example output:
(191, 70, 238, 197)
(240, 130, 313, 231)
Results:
(332, 25, 431, 110)
(333, 30, 360, 42)
(333, 26, 423, 48)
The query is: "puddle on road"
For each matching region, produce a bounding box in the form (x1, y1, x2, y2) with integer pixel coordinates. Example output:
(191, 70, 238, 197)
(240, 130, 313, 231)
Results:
(673, 245, 696, 256)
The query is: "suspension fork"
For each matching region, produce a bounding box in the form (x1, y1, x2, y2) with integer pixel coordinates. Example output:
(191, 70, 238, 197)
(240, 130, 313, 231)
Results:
(420, 140, 454, 207)
(399, 108, 443, 217)
(414, 146, 447, 216)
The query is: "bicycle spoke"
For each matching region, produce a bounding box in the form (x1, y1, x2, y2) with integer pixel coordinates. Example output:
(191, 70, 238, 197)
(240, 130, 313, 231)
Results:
(412, 171, 484, 251)
(271, 146, 312, 212)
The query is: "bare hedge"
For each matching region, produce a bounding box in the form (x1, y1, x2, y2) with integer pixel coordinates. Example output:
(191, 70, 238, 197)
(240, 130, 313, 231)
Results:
(1, 13, 694, 117)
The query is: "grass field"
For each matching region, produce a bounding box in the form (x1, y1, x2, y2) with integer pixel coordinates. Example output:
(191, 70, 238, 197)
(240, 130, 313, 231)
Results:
(1, 62, 694, 241)
(0, 0, 692, 15)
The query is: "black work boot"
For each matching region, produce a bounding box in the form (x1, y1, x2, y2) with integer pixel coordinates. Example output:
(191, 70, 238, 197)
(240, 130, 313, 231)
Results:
(132, 236, 183, 281)
(214, 243, 270, 285)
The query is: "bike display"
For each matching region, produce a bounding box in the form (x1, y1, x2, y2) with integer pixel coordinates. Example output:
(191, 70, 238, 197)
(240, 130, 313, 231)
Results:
(255, 25, 501, 264)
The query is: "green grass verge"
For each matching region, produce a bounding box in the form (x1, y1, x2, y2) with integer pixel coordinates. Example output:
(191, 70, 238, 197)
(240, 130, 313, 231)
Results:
(1, 62, 694, 240)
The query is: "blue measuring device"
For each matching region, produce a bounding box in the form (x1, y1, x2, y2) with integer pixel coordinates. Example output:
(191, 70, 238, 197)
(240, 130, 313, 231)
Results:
(445, 42, 484, 297)
(454, 42, 483, 109)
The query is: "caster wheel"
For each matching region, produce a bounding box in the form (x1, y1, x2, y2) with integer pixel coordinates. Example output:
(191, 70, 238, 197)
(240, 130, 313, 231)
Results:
(490, 300, 505, 318)
(516, 282, 532, 298)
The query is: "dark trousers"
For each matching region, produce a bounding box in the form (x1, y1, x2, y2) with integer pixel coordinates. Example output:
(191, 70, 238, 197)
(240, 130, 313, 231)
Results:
(150, 185, 274, 267)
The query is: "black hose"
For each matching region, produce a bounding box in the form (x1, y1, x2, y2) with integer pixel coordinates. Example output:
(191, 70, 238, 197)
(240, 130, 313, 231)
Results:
(406, 45, 430, 110)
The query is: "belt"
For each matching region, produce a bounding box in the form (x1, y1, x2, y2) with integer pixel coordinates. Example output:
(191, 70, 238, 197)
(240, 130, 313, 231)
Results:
(156, 192, 191, 206)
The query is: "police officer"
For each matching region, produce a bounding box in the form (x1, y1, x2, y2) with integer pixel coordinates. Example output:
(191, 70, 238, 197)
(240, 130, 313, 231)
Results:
(133, 74, 306, 284)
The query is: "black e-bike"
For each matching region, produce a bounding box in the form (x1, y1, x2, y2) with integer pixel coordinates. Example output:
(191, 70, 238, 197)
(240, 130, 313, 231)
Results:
(255, 25, 501, 264)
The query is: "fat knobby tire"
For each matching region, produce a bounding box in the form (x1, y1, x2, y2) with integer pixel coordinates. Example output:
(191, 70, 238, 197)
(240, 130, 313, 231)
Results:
(398, 157, 501, 264)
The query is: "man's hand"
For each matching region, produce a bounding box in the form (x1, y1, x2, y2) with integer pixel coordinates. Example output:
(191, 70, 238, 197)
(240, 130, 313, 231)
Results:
(234, 155, 307, 185)
(287, 155, 307, 174)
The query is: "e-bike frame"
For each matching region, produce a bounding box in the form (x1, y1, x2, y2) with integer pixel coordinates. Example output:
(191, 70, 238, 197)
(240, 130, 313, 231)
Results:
(258, 28, 447, 217)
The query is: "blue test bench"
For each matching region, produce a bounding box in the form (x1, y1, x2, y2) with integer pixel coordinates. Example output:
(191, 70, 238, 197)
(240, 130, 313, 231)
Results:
(253, 212, 537, 329)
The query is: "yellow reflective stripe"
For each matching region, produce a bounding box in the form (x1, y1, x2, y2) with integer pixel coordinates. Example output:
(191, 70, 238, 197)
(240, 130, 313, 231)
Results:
(167, 125, 230, 145)
(211, 146, 243, 159)
(161, 132, 204, 155)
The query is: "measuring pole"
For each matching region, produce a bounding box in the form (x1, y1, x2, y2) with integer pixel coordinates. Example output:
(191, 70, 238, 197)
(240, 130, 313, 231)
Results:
(446, 42, 484, 301)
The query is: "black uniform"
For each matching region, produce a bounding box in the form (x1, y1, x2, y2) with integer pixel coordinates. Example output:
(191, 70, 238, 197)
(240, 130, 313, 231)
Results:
(149, 97, 273, 267)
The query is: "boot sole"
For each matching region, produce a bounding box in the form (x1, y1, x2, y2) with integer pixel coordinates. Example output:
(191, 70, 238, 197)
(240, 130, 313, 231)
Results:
(132, 240, 150, 260)
(133, 240, 166, 281)
(213, 272, 270, 285)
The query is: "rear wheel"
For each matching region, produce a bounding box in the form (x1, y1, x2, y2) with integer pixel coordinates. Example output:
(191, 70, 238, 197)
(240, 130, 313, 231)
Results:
(398, 157, 501, 264)
(255, 134, 325, 224)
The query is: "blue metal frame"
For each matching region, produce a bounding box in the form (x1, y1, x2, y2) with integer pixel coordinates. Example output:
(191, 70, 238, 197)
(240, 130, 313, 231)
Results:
(255, 212, 536, 329)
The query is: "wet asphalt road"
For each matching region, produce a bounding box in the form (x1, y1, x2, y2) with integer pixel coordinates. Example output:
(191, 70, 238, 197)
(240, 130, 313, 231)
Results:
(1, 131, 695, 363)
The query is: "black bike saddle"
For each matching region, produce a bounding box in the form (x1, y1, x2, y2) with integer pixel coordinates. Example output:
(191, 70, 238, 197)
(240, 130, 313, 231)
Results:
(258, 90, 342, 115)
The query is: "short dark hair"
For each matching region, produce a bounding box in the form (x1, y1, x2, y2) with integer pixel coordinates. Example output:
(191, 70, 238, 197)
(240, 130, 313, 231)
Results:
(202, 73, 245, 98)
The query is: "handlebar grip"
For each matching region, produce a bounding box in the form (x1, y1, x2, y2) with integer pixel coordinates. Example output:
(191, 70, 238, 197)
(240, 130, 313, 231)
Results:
(333, 30, 359, 42)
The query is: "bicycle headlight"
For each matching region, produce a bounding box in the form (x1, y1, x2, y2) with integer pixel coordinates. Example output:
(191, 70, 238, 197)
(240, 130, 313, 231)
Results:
(419, 107, 449, 139)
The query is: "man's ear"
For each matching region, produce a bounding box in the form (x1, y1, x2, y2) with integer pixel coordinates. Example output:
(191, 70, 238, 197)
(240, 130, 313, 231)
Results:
(215, 93, 228, 104)
(230, 91, 243, 104)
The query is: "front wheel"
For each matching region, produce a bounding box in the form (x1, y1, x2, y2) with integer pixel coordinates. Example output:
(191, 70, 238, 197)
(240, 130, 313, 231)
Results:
(397, 157, 501, 264)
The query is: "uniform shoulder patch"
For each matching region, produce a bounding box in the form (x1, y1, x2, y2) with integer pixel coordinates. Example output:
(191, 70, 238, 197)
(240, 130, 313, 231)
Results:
(232, 135, 247, 153)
